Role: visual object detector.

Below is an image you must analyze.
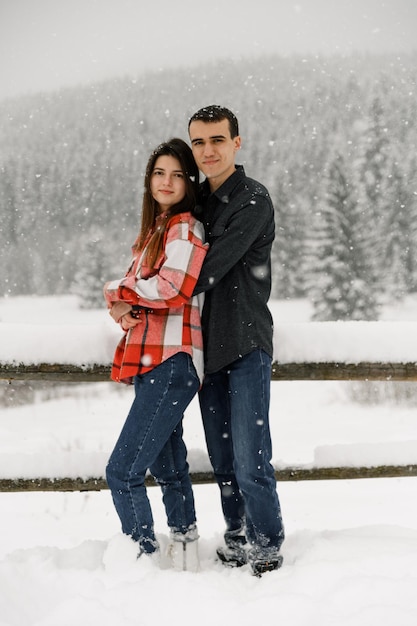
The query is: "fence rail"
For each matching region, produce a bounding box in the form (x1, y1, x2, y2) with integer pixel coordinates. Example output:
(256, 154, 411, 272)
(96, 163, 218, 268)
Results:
(1, 464, 417, 493)
(2, 359, 417, 491)
(3, 360, 417, 382)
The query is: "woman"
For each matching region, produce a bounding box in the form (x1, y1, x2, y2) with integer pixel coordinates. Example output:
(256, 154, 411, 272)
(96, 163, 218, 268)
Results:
(103, 138, 207, 571)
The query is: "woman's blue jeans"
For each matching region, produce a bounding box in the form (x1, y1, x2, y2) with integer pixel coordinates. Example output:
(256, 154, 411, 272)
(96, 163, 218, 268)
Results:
(198, 348, 284, 553)
(106, 352, 199, 554)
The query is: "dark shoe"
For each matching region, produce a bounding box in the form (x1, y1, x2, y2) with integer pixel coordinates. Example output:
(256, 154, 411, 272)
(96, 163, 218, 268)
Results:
(248, 547, 283, 577)
(250, 554, 283, 576)
(217, 531, 248, 567)
(216, 543, 248, 567)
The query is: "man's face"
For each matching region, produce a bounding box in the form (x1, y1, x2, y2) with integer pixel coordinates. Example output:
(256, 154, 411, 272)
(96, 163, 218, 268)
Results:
(189, 118, 241, 191)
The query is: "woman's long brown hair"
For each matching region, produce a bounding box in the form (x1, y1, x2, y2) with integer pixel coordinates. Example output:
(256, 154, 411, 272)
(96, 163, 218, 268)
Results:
(133, 138, 199, 269)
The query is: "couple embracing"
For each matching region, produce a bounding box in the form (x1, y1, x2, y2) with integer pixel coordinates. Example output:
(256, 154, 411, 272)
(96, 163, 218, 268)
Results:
(103, 105, 284, 577)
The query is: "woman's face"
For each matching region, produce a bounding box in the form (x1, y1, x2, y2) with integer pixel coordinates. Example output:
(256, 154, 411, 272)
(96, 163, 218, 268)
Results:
(150, 154, 186, 212)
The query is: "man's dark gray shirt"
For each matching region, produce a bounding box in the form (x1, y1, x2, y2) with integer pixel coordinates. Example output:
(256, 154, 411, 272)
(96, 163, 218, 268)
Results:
(193, 165, 275, 374)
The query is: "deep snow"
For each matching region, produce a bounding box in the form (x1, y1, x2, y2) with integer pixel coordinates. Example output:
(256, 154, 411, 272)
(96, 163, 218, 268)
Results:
(1, 295, 417, 626)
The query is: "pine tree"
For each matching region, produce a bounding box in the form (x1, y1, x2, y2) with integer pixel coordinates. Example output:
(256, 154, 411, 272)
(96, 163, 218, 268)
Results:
(352, 96, 393, 295)
(270, 176, 307, 299)
(382, 157, 416, 298)
(308, 153, 380, 320)
(71, 229, 112, 310)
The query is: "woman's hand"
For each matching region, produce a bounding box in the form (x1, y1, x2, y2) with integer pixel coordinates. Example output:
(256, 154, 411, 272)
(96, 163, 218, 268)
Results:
(108, 301, 141, 330)
(109, 301, 132, 323)
(120, 312, 141, 331)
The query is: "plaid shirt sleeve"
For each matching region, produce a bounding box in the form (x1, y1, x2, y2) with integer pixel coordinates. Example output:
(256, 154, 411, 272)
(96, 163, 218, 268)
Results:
(104, 214, 207, 309)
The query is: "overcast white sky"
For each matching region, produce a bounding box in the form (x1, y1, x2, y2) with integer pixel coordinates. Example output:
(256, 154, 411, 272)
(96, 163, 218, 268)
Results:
(1, 0, 416, 101)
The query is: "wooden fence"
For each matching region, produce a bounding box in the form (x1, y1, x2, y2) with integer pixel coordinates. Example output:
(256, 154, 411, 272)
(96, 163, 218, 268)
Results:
(1, 360, 417, 491)
(3, 360, 417, 382)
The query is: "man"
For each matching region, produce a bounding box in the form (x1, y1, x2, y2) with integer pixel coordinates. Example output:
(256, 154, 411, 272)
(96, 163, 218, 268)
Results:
(188, 105, 284, 576)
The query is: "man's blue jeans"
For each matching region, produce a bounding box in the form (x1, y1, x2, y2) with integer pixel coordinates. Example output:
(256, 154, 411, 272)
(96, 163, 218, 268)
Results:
(106, 352, 199, 554)
(199, 349, 284, 553)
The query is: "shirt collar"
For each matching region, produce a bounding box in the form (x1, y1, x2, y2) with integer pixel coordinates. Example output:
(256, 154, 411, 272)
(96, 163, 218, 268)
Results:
(202, 165, 245, 202)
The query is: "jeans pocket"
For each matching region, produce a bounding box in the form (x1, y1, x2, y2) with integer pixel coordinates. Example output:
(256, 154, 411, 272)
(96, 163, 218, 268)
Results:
(185, 353, 199, 386)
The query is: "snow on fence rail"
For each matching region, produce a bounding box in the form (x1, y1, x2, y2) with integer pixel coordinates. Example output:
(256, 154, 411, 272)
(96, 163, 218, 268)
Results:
(2, 360, 417, 382)
(2, 320, 417, 491)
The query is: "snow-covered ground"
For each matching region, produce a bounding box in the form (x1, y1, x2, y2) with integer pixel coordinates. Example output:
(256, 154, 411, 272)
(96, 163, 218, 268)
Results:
(1, 295, 417, 625)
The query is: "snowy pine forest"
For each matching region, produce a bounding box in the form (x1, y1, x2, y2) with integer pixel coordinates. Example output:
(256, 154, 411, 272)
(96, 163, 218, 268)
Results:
(1, 52, 416, 320)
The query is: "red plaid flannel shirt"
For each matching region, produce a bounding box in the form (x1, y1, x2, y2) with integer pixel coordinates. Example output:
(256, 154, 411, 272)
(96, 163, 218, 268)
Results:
(104, 213, 207, 384)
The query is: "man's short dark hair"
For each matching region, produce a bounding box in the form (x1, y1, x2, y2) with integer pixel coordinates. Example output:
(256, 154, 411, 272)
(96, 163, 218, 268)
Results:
(188, 105, 239, 138)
